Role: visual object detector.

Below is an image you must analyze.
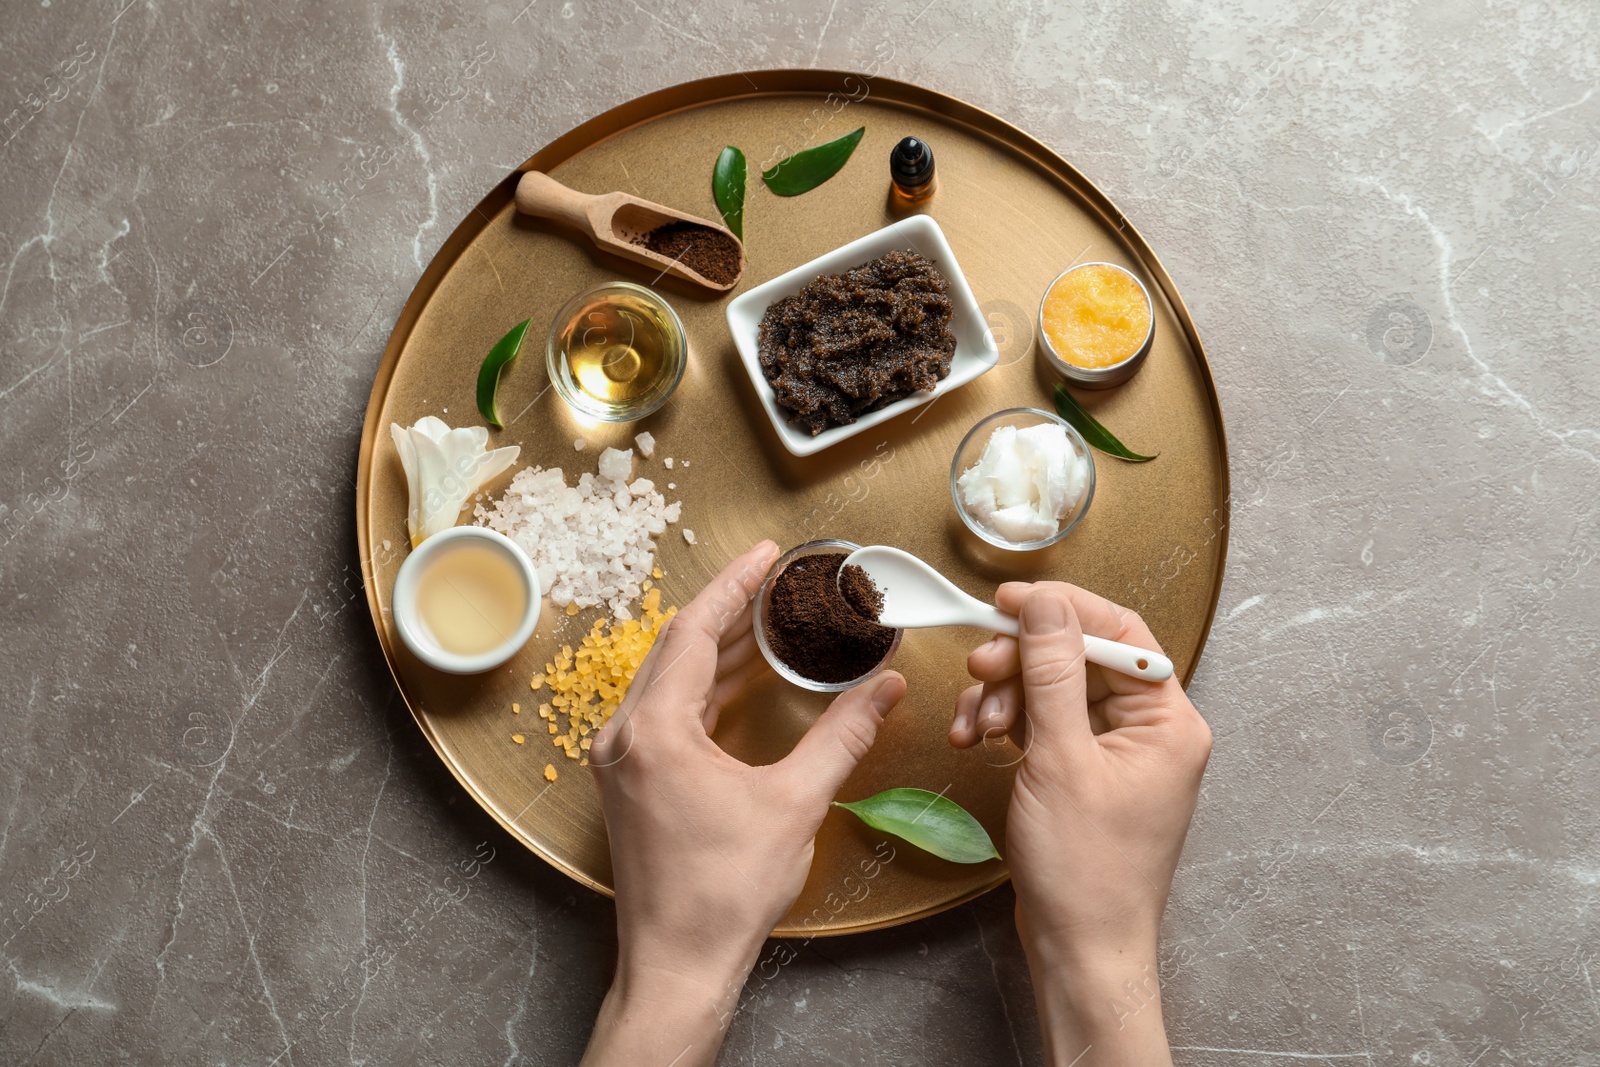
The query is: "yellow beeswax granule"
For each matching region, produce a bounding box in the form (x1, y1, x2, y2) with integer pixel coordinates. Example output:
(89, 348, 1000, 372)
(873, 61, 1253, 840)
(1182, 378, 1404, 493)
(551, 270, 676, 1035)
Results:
(652, 567, 662, 579)
(512, 703, 520, 714)
(579, 757, 589, 767)
(530, 674, 545, 689)
(566, 602, 579, 616)
(512, 734, 525, 745)
(527, 598, 677, 769)
(543, 765, 558, 782)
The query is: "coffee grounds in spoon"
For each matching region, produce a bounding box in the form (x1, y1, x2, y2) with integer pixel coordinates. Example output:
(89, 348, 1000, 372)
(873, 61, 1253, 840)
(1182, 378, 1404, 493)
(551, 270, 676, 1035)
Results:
(838, 563, 885, 622)
(633, 221, 742, 286)
(765, 552, 896, 684)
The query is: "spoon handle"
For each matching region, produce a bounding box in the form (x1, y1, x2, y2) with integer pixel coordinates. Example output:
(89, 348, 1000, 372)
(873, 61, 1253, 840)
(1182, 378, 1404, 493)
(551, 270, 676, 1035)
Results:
(514, 171, 596, 230)
(967, 601, 1020, 638)
(968, 604, 1173, 681)
(1083, 635, 1174, 682)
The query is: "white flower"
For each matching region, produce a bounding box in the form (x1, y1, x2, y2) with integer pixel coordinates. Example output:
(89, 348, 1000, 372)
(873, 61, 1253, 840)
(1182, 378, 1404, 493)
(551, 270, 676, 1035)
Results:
(390, 416, 519, 546)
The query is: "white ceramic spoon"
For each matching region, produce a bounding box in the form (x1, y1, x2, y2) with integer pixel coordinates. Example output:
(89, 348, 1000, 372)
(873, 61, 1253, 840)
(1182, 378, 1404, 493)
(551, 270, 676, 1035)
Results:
(840, 545, 1175, 682)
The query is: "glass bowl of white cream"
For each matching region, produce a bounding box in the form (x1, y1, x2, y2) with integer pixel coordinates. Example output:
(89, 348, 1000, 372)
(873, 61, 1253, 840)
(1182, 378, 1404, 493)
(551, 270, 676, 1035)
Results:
(949, 408, 1095, 550)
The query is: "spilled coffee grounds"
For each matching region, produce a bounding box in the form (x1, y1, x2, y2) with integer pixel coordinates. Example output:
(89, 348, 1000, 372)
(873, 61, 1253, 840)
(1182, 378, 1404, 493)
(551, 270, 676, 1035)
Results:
(764, 552, 896, 684)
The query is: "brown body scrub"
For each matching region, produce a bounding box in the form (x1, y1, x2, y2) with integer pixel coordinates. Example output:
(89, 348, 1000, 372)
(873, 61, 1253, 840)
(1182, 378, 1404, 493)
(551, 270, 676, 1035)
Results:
(633, 222, 742, 286)
(756, 250, 956, 435)
(764, 552, 896, 684)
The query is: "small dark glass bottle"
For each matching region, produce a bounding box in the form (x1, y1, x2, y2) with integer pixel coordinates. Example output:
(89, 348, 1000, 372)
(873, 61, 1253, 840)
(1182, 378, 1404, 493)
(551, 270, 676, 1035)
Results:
(889, 136, 937, 203)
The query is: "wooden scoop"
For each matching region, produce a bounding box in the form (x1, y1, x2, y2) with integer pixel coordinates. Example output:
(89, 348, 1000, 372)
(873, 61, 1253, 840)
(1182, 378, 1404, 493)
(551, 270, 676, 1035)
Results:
(514, 171, 745, 292)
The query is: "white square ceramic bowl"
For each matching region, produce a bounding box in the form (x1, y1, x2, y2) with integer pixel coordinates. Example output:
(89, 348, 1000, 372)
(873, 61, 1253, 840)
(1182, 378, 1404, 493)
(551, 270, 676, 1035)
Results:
(725, 215, 1000, 457)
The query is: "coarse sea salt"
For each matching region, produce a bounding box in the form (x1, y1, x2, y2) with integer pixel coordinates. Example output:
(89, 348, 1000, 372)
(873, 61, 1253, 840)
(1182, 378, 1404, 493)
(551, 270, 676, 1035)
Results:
(597, 446, 633, 482)
(474, 447, 681, 620)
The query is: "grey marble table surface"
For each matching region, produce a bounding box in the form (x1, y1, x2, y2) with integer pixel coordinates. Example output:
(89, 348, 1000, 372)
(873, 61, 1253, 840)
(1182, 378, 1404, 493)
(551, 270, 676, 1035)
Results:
(2, 0, 1596, 1063)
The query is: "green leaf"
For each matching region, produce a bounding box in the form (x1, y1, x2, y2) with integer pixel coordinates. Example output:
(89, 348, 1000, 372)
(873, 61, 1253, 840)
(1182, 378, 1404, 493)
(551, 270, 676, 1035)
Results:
(712, 146, 746, 241)
(761, 127, 865, 197)
(833, 788, 999, 865)
(1054, 383, 1157, 462)
(476, 318, 532, 429)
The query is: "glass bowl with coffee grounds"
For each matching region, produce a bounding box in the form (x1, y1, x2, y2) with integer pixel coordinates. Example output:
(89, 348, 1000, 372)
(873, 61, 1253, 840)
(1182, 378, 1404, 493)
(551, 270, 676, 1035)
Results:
(753, 540, 903, 693)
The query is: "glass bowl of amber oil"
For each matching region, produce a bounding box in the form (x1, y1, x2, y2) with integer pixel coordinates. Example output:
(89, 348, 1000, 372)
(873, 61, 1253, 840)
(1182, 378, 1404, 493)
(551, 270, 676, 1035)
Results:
(547, 282, 687, 422)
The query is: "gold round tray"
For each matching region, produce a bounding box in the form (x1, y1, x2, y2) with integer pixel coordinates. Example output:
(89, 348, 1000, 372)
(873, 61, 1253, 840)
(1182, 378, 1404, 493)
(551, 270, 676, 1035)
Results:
(356, 71, 1229, 936)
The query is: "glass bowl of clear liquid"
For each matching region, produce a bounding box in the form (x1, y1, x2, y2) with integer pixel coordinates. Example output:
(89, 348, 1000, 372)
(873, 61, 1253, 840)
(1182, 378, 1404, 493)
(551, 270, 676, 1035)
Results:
(547, 281, 687, 423)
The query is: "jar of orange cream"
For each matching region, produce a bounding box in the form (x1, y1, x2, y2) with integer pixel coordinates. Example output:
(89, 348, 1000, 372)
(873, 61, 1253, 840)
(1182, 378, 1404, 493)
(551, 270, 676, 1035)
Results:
(1038, 262, 1154, 389)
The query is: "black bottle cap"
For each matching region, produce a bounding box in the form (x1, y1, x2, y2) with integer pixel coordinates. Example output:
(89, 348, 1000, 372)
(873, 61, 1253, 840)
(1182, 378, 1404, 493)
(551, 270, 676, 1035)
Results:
(890, 136, 934, 186)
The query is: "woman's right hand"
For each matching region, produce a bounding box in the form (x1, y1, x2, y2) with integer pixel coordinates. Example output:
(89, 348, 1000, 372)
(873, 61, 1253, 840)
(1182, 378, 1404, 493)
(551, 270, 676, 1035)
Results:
(953, 582, 1212, 1066)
